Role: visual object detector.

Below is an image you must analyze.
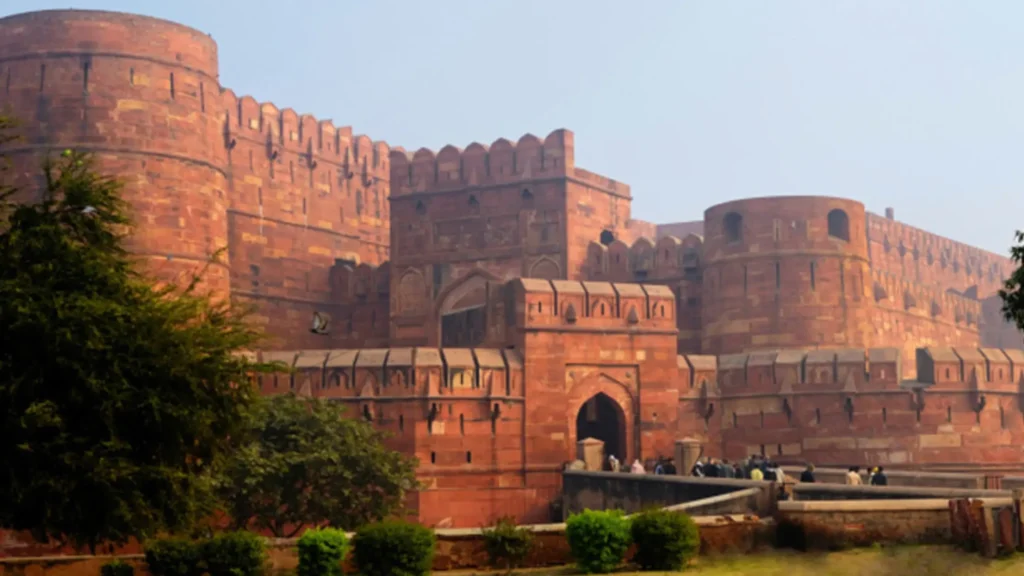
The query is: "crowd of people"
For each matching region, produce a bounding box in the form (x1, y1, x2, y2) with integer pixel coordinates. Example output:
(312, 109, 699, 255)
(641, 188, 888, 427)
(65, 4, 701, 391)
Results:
(588, 454, 890, 488)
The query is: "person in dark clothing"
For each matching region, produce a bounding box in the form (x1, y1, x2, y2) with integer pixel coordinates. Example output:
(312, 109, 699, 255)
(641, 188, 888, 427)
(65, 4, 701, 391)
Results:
(691, 459, 705, 477)
(870, 466, 888, 486)
(705, 459, 720, 478)
(733, 463, 745, 478)
(663, 460, 677, 475)
(800, 464, 816, 483)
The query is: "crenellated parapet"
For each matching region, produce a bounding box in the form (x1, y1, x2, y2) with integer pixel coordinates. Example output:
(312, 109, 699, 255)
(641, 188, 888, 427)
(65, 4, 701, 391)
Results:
(388, 130, 574, 196)
(872, 269, 982, 328)
(585, 234, 704, 282)
(255, 347, 525, 404)
(511, 278, 676, 331)
(220, 90, 390, 188)
(868, 212, 1012, 293)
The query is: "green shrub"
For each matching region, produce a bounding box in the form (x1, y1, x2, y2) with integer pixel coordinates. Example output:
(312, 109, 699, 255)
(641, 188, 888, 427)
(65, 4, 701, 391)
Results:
(297, 528, 349, 576)
(351, 520, 435, 576)
(201, 531, 268, 576)
(100, 559, 135, 576)
(629, 509, 700, 571)
(144, 537, 202, 576)
(482, 516, 534, 572)
(564, 510, 632, 574)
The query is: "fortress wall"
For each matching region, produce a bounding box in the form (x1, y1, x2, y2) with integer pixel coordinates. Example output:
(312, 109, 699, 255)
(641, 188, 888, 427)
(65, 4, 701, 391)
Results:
(0, 10, 231, 296)
(700, 196, 875, 354)
(867, 212, 1012, 299)
(715, 346, 1024, 469)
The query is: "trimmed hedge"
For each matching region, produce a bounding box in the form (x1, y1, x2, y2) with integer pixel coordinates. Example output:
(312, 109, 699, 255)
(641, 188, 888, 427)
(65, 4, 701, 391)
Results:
(352, 520, 436, 576)
(100, 559, 135, 576)
(482, 516, 534, 571)
(201, 531, 268, 576)
(297, 528, 349, 576)
(630, 508, 700, 571)
(565, 509, 632, 574)
(144, 537, 203, 576)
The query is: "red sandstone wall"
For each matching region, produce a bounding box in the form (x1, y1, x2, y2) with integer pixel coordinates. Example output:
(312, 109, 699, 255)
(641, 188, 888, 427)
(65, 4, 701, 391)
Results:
(222, 92, 390, 348)
(716, 346, 1024, 470)
(0, 10, 390, 348)
(0, 10, 231, 296)
(700, 196, 875, 355)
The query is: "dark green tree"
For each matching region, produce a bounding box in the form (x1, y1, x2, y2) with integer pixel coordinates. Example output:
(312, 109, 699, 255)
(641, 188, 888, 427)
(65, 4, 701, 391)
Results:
(218, 393, 418, 537)
(1000, 230, 1024, 334)
(0, 118, 280, 551)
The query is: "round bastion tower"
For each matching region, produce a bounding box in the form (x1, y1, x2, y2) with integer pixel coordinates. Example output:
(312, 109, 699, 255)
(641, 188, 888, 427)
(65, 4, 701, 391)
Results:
(701, 196, 874, 354)
(0, 10, 231, 298)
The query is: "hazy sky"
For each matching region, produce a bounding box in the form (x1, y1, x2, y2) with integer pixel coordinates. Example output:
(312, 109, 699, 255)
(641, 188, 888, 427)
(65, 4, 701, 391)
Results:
(5, 1, 1023, 255)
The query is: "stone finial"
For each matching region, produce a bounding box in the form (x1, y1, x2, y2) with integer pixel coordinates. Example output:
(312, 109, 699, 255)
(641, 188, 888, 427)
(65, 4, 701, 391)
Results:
(565, 302, 578, 324)
(626, 306, 640, 324)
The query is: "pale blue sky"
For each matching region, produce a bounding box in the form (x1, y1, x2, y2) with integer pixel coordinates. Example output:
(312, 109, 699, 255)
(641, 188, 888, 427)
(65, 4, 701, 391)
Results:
(5, 1, 1023, 255)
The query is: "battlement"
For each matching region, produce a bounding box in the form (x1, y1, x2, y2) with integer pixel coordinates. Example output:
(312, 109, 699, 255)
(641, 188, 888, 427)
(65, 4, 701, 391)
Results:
(256, 347, 524, 401)
(330, 260, 390, 303)
(872, 269, 982, 328)
(220, 90, 390, 178)
(716, 346, 1024, 396)
(388, 129, 575, 196)
(511, 278, 676, 331)
(867, 212, 1011, 284)
(585, 234, 704, 282)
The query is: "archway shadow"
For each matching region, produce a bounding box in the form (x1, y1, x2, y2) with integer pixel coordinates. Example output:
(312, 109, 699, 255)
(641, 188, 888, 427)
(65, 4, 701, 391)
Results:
(575, 392, 626, 462)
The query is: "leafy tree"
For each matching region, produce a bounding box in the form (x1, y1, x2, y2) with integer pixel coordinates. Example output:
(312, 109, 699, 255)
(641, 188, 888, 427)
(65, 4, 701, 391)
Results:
(0, 118, 280, 551)
(218, 393, 418, 537)
(1000, 230, 1024, 334)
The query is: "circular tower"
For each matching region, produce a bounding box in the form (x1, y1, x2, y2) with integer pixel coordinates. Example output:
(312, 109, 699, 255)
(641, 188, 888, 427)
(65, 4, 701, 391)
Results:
(0, 10, 230, 297)
(701, 196, 873, 354)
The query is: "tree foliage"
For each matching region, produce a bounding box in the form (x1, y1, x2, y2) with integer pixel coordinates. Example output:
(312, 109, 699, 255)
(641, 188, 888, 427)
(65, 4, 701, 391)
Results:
(218, 393, 419, 537)
(1000, 230, 1024, 335)
(0, 117, 279, 551)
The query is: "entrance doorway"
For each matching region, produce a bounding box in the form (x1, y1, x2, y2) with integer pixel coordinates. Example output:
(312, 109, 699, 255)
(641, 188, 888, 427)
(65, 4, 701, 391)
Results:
(440, 306, 487, 347)
(575, 393, 626, 463)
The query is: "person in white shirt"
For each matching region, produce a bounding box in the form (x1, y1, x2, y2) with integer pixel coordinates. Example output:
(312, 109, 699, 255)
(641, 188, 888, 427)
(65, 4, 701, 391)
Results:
(846, 466, 863, 485)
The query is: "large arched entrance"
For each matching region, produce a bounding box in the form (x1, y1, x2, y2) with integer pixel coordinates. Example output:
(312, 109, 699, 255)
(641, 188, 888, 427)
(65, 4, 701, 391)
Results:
(575, 393, 626, 462)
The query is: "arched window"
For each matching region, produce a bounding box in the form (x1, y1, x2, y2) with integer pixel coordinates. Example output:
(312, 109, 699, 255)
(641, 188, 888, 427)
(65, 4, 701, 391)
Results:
(723, 212, 742, 243)
(599, 230, 615, 246)
(827, 209, 850, 241)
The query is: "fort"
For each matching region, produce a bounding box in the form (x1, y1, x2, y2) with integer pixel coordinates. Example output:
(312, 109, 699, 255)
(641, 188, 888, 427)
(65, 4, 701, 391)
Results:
(2, 9, 1024, 529)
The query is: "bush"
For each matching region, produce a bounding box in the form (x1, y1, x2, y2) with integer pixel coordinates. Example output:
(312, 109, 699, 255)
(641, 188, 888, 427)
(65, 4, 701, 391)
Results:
(351, 520, 435, 576)
(201, 531, 268, 576)
(629, 509, 700, 571)
(144, 537, 203, 576)
(482, 516, 534, 572)
(297, 528, 349, 576)
(100, 559, 135, 576)
(564, 510, 631, 574)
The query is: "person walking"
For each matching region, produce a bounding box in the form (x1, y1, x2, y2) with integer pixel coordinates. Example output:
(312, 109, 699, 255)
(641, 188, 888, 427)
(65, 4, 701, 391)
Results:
(870, 466, 889, 486)
(846, 466, 863, 485)
(800, 463, 816, 483)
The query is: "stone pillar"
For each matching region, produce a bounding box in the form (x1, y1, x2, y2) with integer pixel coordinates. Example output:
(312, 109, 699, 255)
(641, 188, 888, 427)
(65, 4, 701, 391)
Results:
(577, 437, 605, 472)
(675, 437, 702, 475)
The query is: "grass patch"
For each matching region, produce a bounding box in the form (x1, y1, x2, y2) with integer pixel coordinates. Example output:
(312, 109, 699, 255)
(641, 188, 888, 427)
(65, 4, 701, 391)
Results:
(438, 546, 1024, 575)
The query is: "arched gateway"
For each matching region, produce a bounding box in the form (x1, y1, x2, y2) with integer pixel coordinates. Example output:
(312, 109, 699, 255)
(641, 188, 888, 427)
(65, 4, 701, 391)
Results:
(575, 392, 627, 463)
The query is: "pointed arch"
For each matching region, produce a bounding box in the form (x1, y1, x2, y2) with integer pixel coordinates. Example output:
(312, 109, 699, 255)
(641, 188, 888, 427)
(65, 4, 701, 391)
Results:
(529, 256, 561, 280)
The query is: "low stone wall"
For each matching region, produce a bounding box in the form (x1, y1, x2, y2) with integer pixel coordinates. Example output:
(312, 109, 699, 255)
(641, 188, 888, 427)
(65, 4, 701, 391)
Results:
(664, 488, 765, 517)
(777, 499, 955, 549)
(0, 516, 771, 576)
(562, 470, 776, 518)
(791, 482, 1008, 502)
(782, 466, 985, 490)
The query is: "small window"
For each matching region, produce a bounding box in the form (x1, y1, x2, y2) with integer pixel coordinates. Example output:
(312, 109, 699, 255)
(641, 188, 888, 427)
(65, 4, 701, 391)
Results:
(466, 451, 472, 463)
(827, 209, 850, 241)
(723, 212, 743, 243)
(430, 451, 436, 464)
(600, 230, 615, 246)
